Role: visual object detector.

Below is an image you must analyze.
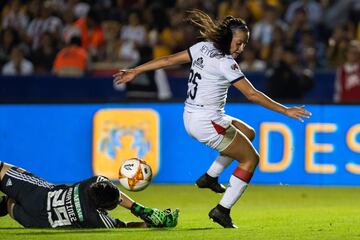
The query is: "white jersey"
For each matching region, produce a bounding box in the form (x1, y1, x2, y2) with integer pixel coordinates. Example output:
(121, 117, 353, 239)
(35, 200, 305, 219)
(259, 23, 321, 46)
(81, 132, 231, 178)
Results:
(185, 41, 245, 112)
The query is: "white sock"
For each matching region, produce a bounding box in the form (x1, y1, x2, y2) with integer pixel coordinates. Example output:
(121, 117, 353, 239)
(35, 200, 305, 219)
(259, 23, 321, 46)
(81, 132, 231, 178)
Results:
(219, 175, 248, 209)
(206, 155, 233, 178)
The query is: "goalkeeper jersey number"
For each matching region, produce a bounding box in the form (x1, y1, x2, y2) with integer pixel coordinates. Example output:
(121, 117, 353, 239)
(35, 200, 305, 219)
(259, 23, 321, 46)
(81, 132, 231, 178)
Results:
(46, 176, 119, 228)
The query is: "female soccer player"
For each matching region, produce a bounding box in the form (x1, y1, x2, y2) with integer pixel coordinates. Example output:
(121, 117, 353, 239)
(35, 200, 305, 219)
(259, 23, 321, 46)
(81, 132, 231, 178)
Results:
(113, 9, 311, 228)
(0, 161, 178, 228)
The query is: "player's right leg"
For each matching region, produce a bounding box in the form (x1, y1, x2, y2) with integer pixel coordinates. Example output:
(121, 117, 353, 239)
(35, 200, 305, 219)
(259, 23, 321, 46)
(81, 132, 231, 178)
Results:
(209, 129, 259, 228)
(0, 162, 14, 217)
(196, 119, 256, 193)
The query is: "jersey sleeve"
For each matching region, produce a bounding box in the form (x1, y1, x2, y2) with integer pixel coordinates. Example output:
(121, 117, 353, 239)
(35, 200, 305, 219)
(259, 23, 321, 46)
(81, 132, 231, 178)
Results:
(96, 210, 117, 228)
(188, 42, 203, 63)
(89, 210, 126, 228)
(219, 58, 245, 84)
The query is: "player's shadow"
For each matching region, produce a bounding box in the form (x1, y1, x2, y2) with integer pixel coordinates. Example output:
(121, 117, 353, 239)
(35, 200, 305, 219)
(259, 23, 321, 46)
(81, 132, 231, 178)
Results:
(8, 227, 216, 235)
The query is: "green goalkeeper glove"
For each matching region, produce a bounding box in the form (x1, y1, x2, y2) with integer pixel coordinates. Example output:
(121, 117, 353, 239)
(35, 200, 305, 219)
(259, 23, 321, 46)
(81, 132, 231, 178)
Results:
(131, 203, 179, 227)
(162, 208, 179, 227)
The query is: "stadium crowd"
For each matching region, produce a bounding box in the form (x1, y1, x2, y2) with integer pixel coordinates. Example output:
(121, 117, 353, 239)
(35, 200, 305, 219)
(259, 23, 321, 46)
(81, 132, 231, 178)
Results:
(0, 0, 359, 101)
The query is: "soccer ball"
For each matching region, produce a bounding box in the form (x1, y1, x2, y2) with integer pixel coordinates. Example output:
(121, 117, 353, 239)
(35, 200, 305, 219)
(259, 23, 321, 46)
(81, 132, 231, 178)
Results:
(119, 158, 152, 191)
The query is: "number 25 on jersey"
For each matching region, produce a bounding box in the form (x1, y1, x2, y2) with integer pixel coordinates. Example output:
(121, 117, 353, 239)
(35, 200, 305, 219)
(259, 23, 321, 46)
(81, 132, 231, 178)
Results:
(187, 69, 201, 100)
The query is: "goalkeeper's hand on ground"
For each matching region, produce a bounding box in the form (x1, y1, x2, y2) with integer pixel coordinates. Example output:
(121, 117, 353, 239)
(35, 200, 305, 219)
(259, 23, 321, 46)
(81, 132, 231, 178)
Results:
(162, 208, 179, 227)
(131, 203, 179, 227)
(141, 208, 179, 228)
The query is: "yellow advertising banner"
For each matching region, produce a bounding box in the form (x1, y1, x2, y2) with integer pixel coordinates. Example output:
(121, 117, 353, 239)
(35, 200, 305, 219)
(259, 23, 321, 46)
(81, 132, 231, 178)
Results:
(93, 109, 159, 179)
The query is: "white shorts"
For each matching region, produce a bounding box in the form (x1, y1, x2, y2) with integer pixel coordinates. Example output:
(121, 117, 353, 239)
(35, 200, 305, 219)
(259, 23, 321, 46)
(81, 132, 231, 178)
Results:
(183, 108, 233, 150)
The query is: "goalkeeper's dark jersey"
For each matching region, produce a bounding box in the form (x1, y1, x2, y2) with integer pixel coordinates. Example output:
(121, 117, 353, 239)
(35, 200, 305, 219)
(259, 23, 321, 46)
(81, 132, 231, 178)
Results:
(46, 176, 122, 228)
(1, 167, 123, 228)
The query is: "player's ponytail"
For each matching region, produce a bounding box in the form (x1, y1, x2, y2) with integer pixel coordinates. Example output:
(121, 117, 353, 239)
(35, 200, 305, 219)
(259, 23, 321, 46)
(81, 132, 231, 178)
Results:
(187, 9, 249, 55)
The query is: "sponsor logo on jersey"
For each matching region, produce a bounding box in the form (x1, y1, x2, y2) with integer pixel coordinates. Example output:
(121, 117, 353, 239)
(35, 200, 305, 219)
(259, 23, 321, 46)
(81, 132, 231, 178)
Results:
(92, 109, 159, 179)
(193, 57, 204, 69)
(231, 63, 239, 71)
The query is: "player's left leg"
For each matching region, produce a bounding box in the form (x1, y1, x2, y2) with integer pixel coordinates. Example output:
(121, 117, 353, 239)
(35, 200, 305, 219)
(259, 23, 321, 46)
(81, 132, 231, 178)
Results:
(196, 119, 256, 193)
(208, 126, 259, 228)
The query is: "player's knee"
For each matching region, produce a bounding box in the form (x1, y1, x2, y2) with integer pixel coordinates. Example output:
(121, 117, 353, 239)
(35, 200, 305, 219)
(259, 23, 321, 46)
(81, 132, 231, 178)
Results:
(247, 128, 256, 142)
(247, 153, 259, 169)
(253, 152, 260, 166)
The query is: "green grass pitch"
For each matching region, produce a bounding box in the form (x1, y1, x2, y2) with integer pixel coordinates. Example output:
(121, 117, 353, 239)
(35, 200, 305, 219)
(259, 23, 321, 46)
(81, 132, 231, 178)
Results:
(1, 185, 360, 240)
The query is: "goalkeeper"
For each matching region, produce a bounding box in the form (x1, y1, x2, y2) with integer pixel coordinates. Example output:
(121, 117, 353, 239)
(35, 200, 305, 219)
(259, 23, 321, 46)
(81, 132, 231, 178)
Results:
(0, 161, 179, 228)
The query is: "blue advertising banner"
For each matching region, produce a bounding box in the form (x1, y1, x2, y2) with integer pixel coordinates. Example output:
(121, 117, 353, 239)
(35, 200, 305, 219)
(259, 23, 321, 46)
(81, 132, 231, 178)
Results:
(0, 103, 359, 185)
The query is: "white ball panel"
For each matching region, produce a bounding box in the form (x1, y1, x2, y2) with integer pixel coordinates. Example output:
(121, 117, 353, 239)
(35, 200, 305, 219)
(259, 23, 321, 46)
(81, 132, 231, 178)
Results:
(120, 159, 140, 178)
(119, 178, 131, 190)
(140, 163, 152, 180)
(132, 180, 150, 191)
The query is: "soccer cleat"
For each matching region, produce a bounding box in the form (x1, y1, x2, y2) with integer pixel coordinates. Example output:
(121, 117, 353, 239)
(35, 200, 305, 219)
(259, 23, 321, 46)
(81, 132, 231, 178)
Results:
(195, 174, 226, 193)
(0, 195, 8, 217)
(209, 207, 238, 228)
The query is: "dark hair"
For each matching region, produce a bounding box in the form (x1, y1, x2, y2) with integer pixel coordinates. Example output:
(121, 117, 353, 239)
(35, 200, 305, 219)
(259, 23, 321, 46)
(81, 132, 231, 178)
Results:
(88, 181, 120, 210)
(187, 9, 249, 55)
(69, 36, 81, 46)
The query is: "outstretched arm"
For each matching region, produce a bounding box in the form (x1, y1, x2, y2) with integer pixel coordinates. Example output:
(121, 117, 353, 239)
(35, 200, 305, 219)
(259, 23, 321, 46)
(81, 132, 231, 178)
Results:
(113, 50, 191, 84)
(233, 78, 312, 122)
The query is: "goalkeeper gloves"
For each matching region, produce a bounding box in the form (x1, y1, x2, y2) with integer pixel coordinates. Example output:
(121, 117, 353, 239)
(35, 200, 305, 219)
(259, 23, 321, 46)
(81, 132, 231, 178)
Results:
(131, 203, 179, 228)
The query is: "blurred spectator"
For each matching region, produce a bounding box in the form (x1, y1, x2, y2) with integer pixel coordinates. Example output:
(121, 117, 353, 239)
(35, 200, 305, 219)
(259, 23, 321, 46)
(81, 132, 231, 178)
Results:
(31, 32, 58, 75)
(297, 30, 326, 70)
(98, 20, 121, 62)
(105, 0, 127, 23)
(266, 46, 314, 100)
(286, 7, 314, 47)
(125, 46, 172, 100)
(218, 0, 254, 25)
(73, 9, 104, 60)
(0, 28, 19, 68)
(62, 10, 77, 44)
(251, 6, 287, 60)
(326, 24, 353, 67)
(334, 40, 360, 103)
(53, 36, 88, 77)
(264, 25, 286, 67)
(321, 0, 358, 32)
(26, 3, 63, 50)
(246, 0, 282, 21)
(158, 8, 190, 54)
(1, 0, 29, 34)
(285, 0, 322, 26)
(146, 4, 172, 58)
(2, 46, 34, 76)
(119, 11, 146, 62)
(239, 47, 266, 72)
(73, 1, 90, 19)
